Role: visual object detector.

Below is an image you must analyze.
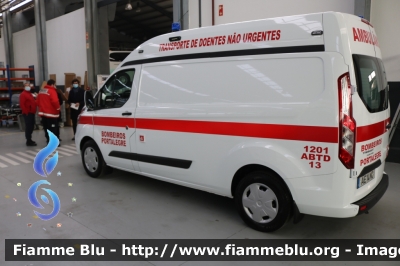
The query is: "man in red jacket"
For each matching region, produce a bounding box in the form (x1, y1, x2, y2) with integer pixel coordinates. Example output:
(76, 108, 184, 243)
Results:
(36, 79, 61, 145)
(20, 81, 37, 146)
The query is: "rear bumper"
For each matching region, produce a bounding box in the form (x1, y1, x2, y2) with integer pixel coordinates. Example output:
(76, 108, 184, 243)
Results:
(352, 173, 389, 215)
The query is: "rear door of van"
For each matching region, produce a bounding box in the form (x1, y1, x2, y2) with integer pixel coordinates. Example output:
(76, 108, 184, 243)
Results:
(343, 14, 390, 200)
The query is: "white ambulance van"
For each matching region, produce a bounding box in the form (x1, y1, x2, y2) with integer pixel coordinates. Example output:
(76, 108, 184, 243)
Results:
(77, 12, 390, 232)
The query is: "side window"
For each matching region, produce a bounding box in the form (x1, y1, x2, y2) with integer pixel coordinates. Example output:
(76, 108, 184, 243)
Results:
(94, 69, 135, 109)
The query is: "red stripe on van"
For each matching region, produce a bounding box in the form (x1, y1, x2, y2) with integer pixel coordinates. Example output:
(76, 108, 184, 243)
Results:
(356, 118, 390, 142)
(79, 116, 339, 142)
(79, 116, 391, 143)
(135, 118, 338, 143)
(79, 116, 92, 124)
(93, 116, 135, 128)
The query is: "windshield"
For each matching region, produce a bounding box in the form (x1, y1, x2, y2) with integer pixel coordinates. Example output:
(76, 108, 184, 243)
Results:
(353, 54, 389, 113)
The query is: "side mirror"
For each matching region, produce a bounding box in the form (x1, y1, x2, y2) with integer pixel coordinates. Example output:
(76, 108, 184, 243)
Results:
(84, 90, 95, 111)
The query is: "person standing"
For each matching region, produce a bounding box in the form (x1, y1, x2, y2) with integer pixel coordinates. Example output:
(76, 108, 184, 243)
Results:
(19, 82, 37, 146)
(55, 86, 67, 141)
(67, 79, 84, 140)
(36, 79, 61, 145)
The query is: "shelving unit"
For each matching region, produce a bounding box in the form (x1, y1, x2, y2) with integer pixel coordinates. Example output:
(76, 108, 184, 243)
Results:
(0, 68, 8, 102)
(0, 65, 35, 107)
(0, 65, 35, 127)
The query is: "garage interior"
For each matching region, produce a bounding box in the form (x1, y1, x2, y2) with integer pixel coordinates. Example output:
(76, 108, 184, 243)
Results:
(108, 0, 173, 51)
(0, 0, 174, 72)
(0, 1, 399, 265)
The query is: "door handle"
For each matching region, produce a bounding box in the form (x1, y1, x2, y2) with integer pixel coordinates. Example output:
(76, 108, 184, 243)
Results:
(386, 124, 391, 130)
(122, 112, 132, 116)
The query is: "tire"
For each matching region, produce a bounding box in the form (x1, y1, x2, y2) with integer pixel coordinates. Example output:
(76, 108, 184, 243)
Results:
(81, 140, 110, 178)
(234, 170, 292, 232)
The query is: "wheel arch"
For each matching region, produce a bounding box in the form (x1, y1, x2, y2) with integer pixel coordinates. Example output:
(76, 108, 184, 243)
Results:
(80, 136, 95, 151)
(231, 164, 293, 201)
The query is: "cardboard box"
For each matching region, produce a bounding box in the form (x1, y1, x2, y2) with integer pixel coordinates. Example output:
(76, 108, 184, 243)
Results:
(64, 73, 76, 90)
(50, 74, 56, 83)
(12, 82, 24, 88)
(84, 71, 88, 90)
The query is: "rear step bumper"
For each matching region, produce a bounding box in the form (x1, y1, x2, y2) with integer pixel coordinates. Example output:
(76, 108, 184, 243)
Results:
(352, 173, 389, 215)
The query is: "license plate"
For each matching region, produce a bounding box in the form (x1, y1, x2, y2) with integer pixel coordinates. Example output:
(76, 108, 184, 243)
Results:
(357, 170, 375, 189)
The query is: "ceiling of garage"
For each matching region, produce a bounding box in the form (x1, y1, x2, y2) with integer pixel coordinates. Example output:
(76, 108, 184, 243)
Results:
(107, 0, 173, 49)
(0, 0, 173, 50)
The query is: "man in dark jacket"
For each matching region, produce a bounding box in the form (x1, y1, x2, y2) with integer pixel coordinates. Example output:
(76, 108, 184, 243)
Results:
(37, 79, 61, 144)
(67, 79, 84, 140)
(20, 81, 37, 146)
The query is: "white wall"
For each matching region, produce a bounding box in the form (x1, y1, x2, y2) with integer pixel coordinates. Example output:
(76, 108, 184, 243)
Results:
(46, 8, 87, 86)
(13, 26, 39, 82)
(189, 0, 213, 28)
(189, 0, 355, 28)
(11, 8, 87, 86)
(371, 0, 400, 81)
(0, 29, 6, 67)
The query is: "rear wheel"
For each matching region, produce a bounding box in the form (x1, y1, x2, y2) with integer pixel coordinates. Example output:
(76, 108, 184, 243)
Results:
(81, 140, 111, 177)
(234, 170, 292, 232)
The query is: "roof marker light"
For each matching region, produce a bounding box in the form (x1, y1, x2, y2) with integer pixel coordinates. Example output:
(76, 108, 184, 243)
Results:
(169, 36, 181, 42)
(311, 30, 323, 36)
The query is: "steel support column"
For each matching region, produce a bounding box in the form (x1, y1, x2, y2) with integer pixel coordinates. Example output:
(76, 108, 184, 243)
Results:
(34, 0, 48, 84)
(198, 0, 201, 28)
(98, 5, 110, 74)
(364, 0, 371, 21)
(84, 0, 100, 90)
(354, 0, 371, 20)
(173, 0, 189, 30)
(2, 10, 14, 70)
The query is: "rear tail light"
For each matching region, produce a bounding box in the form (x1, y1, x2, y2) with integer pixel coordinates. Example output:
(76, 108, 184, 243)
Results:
(338, 73, 356, 169)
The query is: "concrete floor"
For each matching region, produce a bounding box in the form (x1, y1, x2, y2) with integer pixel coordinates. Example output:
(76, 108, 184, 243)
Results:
(0, 126, 399, 266)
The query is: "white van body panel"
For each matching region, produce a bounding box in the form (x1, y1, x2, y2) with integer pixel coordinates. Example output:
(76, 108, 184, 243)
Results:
(121, 13, 324, 66)
(77, 12, 390, 220)
(134, 53, 345, 201)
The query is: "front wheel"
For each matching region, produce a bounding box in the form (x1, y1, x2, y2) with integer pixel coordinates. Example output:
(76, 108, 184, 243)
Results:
(81, 140, 110, 178)
(234, 170, 292, 232)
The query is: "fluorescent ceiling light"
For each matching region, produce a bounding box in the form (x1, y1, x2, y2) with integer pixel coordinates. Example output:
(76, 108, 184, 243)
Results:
(10, 0, 33, 12)
(125, 0, 132, 10)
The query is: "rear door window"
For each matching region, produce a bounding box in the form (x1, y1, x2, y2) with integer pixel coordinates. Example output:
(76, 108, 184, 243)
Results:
(353, 54, 389, 113)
